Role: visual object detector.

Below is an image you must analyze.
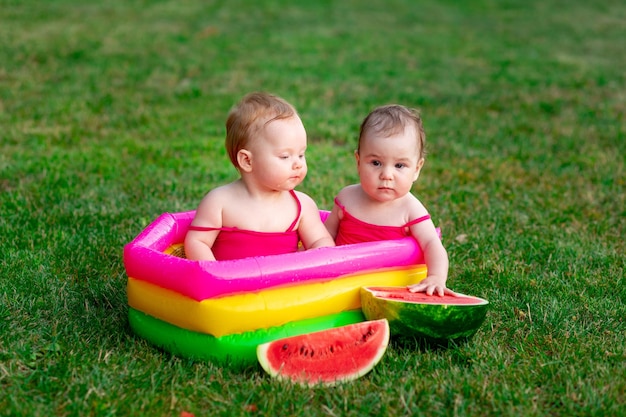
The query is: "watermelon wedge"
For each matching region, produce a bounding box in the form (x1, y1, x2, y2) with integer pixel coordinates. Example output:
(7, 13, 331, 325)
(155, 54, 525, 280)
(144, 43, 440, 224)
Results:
(360, 287, 488, 344)
(257, 319, 389, 386)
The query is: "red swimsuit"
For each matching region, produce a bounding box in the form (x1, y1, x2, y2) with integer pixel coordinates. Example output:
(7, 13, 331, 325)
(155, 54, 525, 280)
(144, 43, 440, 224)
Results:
(334, 198, 431, 246)
(187, 190, 301, 260)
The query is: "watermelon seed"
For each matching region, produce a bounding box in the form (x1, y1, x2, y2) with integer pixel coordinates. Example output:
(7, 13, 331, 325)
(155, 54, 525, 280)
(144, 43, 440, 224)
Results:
(282, 344, 289, 350)
(359, 328, 375, 344)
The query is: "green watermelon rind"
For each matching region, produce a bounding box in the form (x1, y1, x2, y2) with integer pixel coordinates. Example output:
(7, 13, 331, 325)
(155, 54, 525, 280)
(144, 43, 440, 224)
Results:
(257, 319, 390, 387)
(360, 288, 488, 342)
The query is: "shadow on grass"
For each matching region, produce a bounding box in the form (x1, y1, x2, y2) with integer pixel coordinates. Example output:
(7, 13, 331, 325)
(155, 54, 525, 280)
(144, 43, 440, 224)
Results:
(390, 334, 476, 353)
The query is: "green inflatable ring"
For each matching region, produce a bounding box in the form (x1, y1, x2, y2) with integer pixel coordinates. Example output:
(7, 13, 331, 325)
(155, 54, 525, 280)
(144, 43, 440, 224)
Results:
(128, 308, 365, 367)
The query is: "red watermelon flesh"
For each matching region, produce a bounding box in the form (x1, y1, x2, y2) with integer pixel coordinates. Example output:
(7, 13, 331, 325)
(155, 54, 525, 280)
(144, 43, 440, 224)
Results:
(257, 319, 389, 386)
(361, 286, 488, 343)
(367, 287, 486, 305)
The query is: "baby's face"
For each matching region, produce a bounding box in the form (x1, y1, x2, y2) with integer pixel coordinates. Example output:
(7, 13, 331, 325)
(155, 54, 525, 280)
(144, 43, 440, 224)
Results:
(356, 126, 424, 202)
(249, 115, 308, 191)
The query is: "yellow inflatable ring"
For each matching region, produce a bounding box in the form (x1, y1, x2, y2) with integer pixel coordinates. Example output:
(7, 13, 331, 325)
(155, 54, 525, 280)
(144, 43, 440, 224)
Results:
(128, 265, 427, 337)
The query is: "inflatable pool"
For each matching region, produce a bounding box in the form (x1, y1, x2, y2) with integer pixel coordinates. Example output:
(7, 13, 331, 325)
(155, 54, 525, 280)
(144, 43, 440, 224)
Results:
(124, 210, 430, 366)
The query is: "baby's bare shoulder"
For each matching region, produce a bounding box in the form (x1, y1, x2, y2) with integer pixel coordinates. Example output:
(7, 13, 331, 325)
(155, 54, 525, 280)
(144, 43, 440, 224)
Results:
(405, 193, 429, 218)
(335, 184, 360, 202)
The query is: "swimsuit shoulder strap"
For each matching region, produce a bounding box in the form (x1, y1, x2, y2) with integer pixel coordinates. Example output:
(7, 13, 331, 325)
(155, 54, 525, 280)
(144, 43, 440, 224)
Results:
(404, 214, 431, 228)
(333, 197, 346, 212)
(285, 190, 302, 232)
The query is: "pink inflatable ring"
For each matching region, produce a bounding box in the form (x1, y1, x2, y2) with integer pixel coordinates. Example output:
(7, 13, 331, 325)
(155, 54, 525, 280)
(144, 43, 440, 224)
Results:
(124, 210, 432, 365)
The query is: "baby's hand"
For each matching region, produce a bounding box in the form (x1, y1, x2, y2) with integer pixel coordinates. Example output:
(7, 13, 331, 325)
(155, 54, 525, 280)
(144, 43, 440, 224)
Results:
(407, 275, 456, 297)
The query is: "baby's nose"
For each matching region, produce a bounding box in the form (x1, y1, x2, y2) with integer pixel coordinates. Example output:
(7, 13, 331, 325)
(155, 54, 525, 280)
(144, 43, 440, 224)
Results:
(380, 166, 393, 179)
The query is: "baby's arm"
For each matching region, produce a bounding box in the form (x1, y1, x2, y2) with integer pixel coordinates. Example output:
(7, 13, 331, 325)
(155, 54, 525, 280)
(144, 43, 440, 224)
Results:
(407, 220, 453, 296)
(183, 192, 223, 261)
(324, 186, 353, 241)
(323, 203, 341, 240)
(296, 192, 336, 249)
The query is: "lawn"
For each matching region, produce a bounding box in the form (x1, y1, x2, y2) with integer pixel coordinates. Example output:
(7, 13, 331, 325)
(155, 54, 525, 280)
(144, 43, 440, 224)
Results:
(1, 0, 624, 416)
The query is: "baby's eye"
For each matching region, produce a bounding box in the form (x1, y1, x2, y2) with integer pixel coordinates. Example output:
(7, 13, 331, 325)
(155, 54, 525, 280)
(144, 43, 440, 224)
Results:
(371, 160, 382, 167)
(395, 163, 406, 169)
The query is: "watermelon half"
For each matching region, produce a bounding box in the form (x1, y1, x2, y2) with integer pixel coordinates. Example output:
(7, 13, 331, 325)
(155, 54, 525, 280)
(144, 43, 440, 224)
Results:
(257, 319, 389, 386)
(360, 287, 488, 344)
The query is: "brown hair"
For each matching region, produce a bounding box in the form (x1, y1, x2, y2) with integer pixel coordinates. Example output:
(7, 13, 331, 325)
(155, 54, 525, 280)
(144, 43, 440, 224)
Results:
(358, 104, 426, 160)
(225, 92, 298, 167)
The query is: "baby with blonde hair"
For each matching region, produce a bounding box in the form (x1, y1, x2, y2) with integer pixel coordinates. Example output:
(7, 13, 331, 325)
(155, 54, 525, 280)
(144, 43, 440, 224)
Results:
(185, 92, 335, 261)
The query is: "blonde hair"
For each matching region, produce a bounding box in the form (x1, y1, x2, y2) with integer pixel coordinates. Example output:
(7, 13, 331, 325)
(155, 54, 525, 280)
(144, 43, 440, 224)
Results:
(225, 92, 297, 168)
(358, 104, 426, 160)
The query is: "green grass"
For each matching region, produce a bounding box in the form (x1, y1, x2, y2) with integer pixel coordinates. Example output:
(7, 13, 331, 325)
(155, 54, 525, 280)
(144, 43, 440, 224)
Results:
(1, 0, 625, 415)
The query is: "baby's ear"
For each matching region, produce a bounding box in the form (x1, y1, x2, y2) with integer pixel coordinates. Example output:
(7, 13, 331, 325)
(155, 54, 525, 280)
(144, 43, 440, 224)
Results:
(413, 158, 425, 181)
(237, 149, 253, 172)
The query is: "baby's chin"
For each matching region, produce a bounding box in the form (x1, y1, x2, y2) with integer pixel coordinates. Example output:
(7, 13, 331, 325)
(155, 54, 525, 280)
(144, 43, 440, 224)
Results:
(367, 188, 401, 202)
(277, 178, 304, 190)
